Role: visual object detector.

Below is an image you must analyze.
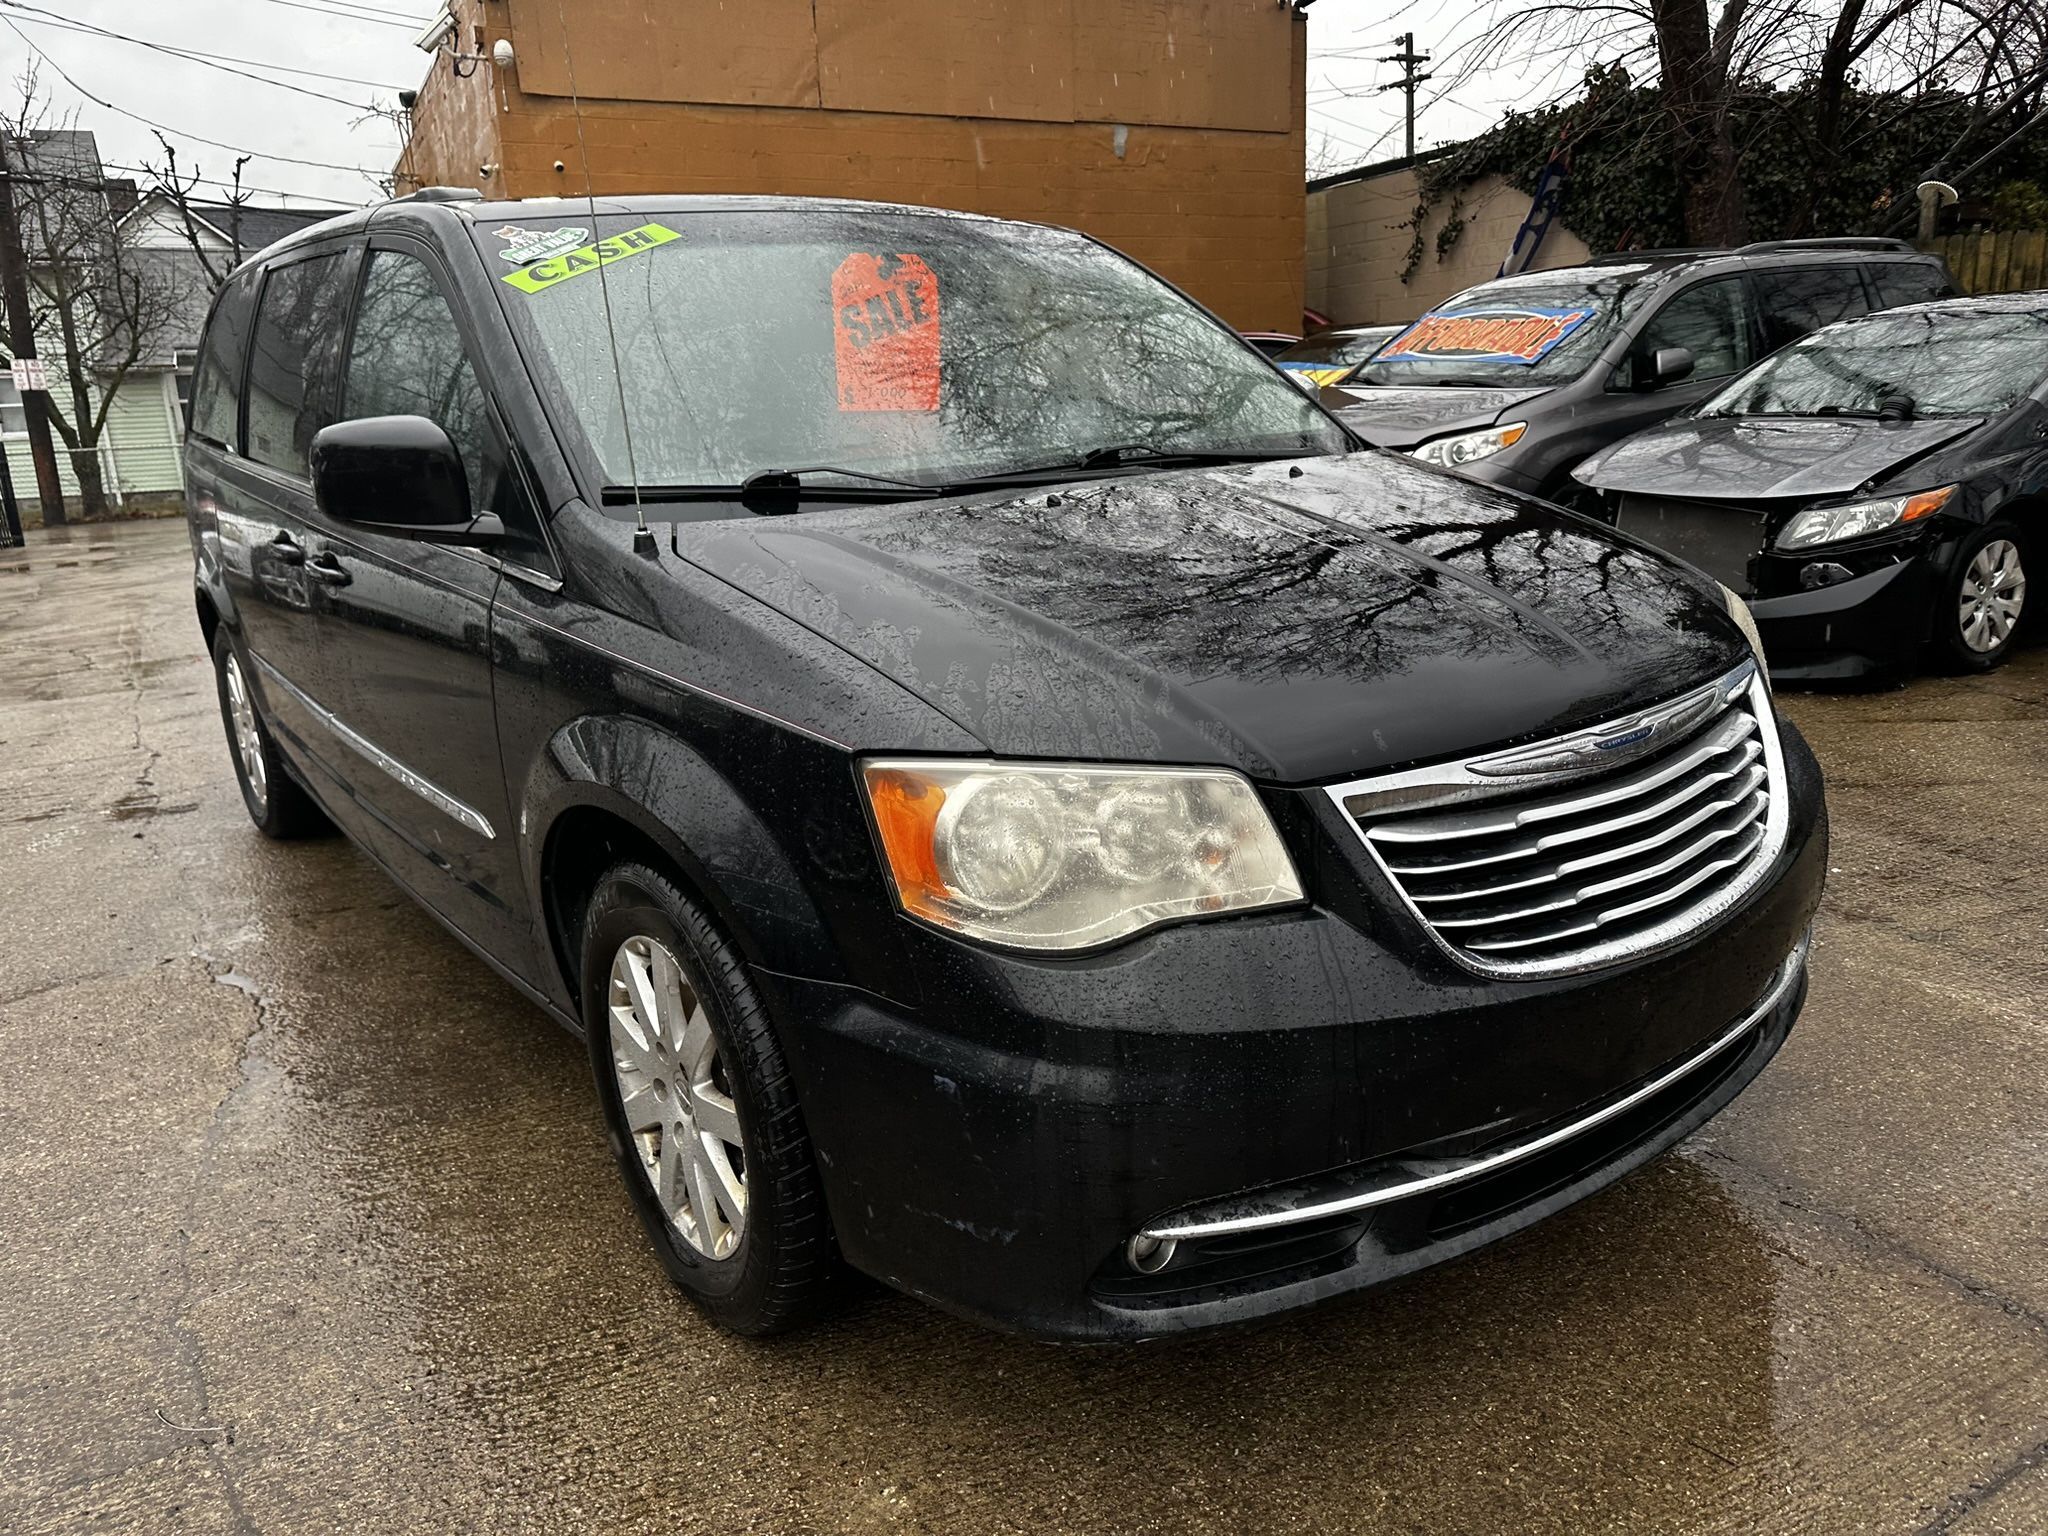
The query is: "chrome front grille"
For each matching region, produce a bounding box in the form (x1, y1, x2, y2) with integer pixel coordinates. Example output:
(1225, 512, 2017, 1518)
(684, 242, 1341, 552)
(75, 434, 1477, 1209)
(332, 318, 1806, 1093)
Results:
(1328, 661, 1787, 978)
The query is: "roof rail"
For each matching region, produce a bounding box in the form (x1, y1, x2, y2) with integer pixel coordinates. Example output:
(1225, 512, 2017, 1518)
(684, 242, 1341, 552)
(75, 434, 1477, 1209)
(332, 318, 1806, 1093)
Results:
(1582, 247, 1727, 265)
(397, 186, 484, 204)
(1737, 236, 1914, 254)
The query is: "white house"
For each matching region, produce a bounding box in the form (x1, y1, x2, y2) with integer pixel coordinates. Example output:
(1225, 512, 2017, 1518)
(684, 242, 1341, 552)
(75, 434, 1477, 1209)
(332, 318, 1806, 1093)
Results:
(2, 131, 347, 516)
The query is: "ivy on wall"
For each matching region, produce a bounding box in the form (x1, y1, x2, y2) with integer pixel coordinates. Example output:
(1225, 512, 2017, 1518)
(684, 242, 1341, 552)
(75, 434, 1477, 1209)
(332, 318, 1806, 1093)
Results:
(1398, 64, 2048, 279)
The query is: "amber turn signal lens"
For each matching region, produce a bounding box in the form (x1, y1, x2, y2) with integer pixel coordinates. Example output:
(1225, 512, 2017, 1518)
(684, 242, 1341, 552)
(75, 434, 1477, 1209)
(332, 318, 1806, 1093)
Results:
(1899, 485, 1956, 523)
(862, 764, 950, 916)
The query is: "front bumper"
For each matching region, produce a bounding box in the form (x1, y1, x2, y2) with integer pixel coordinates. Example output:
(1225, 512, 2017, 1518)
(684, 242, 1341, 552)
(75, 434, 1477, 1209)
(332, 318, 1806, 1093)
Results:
(1753, 550, 1933, 681)
(757, 726, 1828, 1341)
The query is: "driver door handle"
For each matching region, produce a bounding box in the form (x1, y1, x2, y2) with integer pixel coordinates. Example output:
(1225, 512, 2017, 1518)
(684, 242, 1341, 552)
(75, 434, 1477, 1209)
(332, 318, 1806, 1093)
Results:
(268, 530, 306, 566)
(306, 551, 352, 587)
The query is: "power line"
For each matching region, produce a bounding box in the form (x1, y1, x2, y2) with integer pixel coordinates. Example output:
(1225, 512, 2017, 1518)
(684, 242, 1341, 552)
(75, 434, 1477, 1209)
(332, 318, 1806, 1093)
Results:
(241, 0, 434, 30)
(5, 20, 397, 179)
(0, 6, 396, 110)
(0, 4, 410, 92)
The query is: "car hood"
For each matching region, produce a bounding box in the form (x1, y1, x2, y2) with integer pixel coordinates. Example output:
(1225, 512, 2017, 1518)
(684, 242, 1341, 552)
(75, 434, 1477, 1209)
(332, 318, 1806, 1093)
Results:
(1576, 414, 1984, 501)
(667, 454, 1747, 784)
(1322, 386, 1549, 450)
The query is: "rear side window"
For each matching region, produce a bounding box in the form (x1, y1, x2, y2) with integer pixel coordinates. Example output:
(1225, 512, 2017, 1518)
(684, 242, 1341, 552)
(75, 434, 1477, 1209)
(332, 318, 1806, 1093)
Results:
(188, 271, 259, 449)
(1625, 277, 1757, 385)
(246, 251, 356, 477)
(1869, 262, 1954, 310)
(1754, 266, 1871, 349)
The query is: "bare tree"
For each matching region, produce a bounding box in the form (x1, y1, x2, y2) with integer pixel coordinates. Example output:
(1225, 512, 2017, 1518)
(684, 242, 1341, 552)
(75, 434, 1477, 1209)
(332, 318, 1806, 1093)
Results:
(2, 79, 195, 520)
(1355, 0, 2048, 244)
(144, 132, 251, 296)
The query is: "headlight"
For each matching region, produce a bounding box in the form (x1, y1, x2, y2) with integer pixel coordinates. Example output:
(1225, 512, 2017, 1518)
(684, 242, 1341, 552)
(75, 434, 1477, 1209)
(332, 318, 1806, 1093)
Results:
(1774, 484, 1955, 550)
(1413, 422, 1526, 468)
(861, 760, 1304, 951)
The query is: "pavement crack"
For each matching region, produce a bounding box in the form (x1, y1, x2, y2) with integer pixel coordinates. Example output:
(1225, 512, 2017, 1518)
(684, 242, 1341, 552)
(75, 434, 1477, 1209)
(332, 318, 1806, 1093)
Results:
(1913, 1434, 2048, 1535)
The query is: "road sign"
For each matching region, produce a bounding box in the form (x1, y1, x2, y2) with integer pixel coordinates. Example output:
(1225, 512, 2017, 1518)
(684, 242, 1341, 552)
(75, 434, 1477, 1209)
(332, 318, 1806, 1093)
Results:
(9, 356, 48, 393)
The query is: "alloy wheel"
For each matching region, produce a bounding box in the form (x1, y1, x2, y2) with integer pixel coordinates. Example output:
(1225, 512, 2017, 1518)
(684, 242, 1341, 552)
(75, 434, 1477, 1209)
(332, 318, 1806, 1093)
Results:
(606, 935, 749, 1259)
(223, 653, 267, 814)
(1958, 538, 2026, 653)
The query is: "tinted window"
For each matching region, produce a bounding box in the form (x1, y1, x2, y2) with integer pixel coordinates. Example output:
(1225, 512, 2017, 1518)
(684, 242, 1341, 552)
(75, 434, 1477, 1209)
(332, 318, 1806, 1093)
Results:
(1620, 278, 1757, 387)
(1755, 265, 1870, 349)
(343, 251, 492, 507)
(1869, 262, 1953, 310)
(189, 271, 259, 449)
(246, 251, 354, 477)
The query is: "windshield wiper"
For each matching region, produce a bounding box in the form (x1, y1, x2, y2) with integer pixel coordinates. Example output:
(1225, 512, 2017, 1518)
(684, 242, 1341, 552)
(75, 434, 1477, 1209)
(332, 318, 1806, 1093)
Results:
(943, 445, 1310, 487)
(601, 465, 948, 511)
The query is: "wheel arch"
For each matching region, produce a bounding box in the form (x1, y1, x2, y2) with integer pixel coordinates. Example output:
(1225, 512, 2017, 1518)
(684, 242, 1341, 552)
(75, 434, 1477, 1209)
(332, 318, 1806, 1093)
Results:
(528, 715, 849, 1018)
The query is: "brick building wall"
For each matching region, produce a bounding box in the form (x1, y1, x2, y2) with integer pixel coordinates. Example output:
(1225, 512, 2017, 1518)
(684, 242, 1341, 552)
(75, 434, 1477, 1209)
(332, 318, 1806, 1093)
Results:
(398, 1, 1308, 332)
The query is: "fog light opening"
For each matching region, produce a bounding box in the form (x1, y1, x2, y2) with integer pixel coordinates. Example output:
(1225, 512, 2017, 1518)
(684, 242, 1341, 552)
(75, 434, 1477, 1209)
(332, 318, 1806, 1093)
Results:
(1126, 1234, 1178, 1274)
(1800, 561, 1855, 590)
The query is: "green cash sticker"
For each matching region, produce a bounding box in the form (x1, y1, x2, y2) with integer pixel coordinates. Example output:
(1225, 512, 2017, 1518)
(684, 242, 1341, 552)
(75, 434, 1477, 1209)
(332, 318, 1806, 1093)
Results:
(500, 222, 681, 295)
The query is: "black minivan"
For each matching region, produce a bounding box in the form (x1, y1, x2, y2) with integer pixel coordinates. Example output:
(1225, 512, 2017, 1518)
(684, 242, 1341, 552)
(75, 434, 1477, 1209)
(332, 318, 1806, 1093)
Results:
(1324, 240, 1954, 503)
(182, 193, 1826, 1341)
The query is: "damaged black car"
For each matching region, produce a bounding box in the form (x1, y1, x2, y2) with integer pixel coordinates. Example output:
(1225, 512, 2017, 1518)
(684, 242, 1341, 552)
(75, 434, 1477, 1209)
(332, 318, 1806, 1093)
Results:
(182, 193, 1826, 1340)
(1575, 294, 2040, 679)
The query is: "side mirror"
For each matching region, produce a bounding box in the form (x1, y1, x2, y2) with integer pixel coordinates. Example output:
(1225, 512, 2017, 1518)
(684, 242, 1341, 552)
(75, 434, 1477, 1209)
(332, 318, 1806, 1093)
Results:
(1641, 345, 1696, 389)
(310, 415, 498, 543)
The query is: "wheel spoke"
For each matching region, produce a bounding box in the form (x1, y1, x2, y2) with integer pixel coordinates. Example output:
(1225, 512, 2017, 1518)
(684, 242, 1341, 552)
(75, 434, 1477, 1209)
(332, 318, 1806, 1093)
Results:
(654, 1130, 685, 1212)
(689, 1080, 743, 1145)
(608, 1007, 662, 1079)
(615, 1081, 664, 1133)
(620, 946, 664, 1047)
(677, 1003, 715, 1079)
(686, 1140, 735, 1251)
(701, 1137, 748, 1221)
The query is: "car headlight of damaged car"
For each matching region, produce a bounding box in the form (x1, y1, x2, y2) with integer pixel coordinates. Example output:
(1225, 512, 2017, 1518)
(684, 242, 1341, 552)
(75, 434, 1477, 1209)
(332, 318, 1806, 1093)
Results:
(862, 760, 1304, 950)
(1774, 484, 1955, 550)
(1413, 422, 1526, 468)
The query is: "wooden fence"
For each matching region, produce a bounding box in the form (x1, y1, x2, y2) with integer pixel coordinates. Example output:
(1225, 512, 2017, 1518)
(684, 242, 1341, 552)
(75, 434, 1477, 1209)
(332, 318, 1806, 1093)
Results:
(1919, 230, 2048, 295)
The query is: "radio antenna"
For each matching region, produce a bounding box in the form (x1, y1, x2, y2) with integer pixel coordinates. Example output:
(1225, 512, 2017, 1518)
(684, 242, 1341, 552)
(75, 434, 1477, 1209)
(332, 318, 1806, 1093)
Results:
(551, 0, 653, 554)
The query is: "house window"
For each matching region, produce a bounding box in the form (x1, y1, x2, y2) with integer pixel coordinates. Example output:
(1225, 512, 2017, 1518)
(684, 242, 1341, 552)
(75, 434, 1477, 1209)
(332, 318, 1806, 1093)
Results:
(0, 375, 24, 438)
(173, 348, 199, 427)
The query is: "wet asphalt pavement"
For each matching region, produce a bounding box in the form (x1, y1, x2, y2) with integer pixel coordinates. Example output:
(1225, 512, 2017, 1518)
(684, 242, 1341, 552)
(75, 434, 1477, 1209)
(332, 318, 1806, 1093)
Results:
(1, 517, 2043, 1535)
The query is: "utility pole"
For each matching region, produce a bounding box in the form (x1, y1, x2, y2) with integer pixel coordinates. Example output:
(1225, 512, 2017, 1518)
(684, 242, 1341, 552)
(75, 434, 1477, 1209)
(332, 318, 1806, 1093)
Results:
(0, 131, 67, 527)
(1378, 33, 1432, 161)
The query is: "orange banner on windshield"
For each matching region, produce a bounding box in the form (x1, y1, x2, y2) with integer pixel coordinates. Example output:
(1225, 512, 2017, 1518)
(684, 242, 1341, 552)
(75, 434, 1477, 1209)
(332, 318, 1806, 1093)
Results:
(833, 253, 941, 412)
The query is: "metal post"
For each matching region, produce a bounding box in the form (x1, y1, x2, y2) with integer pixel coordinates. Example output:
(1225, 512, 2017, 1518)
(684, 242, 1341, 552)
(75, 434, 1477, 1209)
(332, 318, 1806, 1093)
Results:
(1377, 33, 1433, 161)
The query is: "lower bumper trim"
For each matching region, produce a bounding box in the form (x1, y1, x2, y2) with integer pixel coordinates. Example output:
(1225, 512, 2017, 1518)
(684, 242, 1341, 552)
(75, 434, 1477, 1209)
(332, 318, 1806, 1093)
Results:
(1140, 935, 1809, 1244)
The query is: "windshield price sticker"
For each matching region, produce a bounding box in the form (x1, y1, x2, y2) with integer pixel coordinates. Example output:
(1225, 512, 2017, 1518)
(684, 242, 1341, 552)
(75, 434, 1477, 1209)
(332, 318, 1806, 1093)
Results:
(833, 253, 941, 412)
(500, 223, 682, 295)
(1380, 305, 1594, 366)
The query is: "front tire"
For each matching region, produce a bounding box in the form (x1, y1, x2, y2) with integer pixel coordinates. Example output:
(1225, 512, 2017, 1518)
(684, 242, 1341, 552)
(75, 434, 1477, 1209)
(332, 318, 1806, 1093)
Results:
(581, 862, 838, 1335)
(211, 630, 328, 838)
(1936, 522, 2029, 671)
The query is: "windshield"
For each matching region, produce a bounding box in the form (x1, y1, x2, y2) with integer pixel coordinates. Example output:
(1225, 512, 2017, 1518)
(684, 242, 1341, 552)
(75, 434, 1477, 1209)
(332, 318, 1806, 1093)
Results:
(1351, 266, 1666, 389)
(1701, 307, 2048, 419)
(1275, 328, 1397, 367)
(481, 210, 1348, 494)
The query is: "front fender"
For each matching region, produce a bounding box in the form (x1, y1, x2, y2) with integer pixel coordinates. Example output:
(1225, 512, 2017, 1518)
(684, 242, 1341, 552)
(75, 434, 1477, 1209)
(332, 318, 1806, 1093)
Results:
(525, 714, 855, 990)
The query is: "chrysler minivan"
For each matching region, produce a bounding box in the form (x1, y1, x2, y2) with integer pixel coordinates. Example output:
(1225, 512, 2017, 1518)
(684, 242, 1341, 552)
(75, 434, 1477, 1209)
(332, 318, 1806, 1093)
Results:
(182, 193, 1826, 1340)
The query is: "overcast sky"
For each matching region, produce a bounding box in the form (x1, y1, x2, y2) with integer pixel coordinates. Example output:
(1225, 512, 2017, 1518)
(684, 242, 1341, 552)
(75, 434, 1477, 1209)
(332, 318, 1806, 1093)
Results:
(10, 0, 1541, 209)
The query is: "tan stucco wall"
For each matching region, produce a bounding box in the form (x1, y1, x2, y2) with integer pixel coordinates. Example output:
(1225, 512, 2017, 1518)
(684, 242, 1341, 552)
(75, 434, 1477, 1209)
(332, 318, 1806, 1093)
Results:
(1306, 168, 1590, 327)
(398, 1, 1308, 332)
